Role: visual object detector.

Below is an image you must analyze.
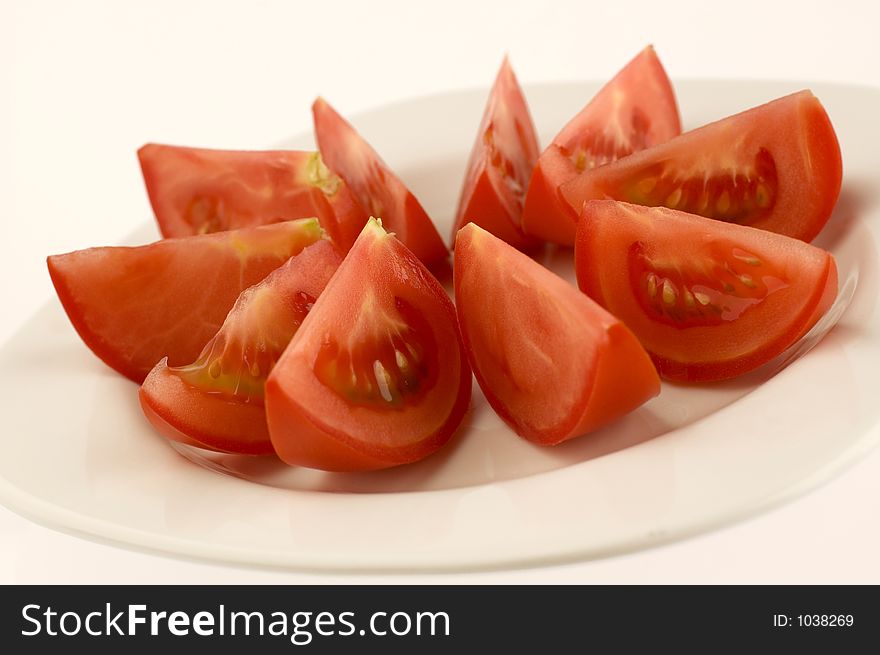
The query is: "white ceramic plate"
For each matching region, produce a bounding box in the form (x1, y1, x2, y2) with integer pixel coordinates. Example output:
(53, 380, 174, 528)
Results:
(1, 80, 879, 572)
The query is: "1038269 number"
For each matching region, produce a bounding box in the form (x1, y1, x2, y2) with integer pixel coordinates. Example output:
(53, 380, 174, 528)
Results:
(798, 614, 854, 627)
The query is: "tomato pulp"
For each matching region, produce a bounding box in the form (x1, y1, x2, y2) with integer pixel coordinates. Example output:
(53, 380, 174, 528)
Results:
(266, 219, 471, 471)
(575, 200, 838, 381)
(522, 46, 681, 245)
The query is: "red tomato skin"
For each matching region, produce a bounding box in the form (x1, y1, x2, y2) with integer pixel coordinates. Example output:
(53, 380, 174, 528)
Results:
(564, 91, 842, 243)
(265, 221, 472, 472)
(138, 144, 367, 251)
(47, 219, 325, 383)
(263, 394, 425, 471)
(575, 200, 839, 382)
(522, 46, 680, 246)
(266, 357, 472, 471)
(312, 98, 449, 267)
(562, 321, 661, 443)
(139, 363, 272, 454)
(451, 57, 540, 251)
(454, 223, 659, 445)
(137, 240, 341, 455)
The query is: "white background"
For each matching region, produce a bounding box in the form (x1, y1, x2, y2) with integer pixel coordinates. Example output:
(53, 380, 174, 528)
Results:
(2, 0, 880, 583)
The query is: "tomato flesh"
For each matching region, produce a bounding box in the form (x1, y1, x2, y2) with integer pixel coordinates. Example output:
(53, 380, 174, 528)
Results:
(451, 57, 540, 250)
(622, 148, 778, 227)
(630, 240, 788, 329)
(454, 223, 660, 444)
(48, 219, 326, 383)
(563, 91, 842, 243)
(138, 144, 367, 251)
(139, 240, 341, 454)
(312, 98, 449, 266)
(265, 219, 471, 471)
(313, 297, 438, 410)
(575, 201, 838, 381)
(522, 46, 681, 245)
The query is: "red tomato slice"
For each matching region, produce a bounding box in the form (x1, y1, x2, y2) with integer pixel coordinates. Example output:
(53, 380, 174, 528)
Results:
(454, 223, 659, 445)
(265, 219, 471, 471)
(48, 219, 327, 383)
(312, 98, 449, 267)
(139, 240, 341, 455)
(563, 91, 842, 243)
(139, 144, 367, 251)
(522, 46, 680, 245)
(575, 201, 838, 382)
(451, 57, 540, 250)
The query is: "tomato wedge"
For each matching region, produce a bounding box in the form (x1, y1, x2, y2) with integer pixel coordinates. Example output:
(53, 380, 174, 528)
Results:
(575, 201, 838, 382)
(265, 219, 471, 471)
(138, 144, 367, 251)
(563, 91, 842, 243)
(451, 57, 540, 250)
(454, 223, 659, 444)
(522, 46, 680, 245)
(48, 219, 326, 383)
(139, 240, 341, 454)
(312, 98, 448, 267)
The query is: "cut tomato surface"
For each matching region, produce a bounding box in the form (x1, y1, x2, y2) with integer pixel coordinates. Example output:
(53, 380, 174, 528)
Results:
(522, 46, 680, 245)
(139, 240, 342, 455)
(454, 223, 659, 445)
(451, 57, 540, 250)
(563, 91, 842, 243)
(575, 201, 838, 382)
(138, 144, 367, 251)
(48, 219, 327, 383)
(265, 219, 471, 472)
(312, 98, 448, 267)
